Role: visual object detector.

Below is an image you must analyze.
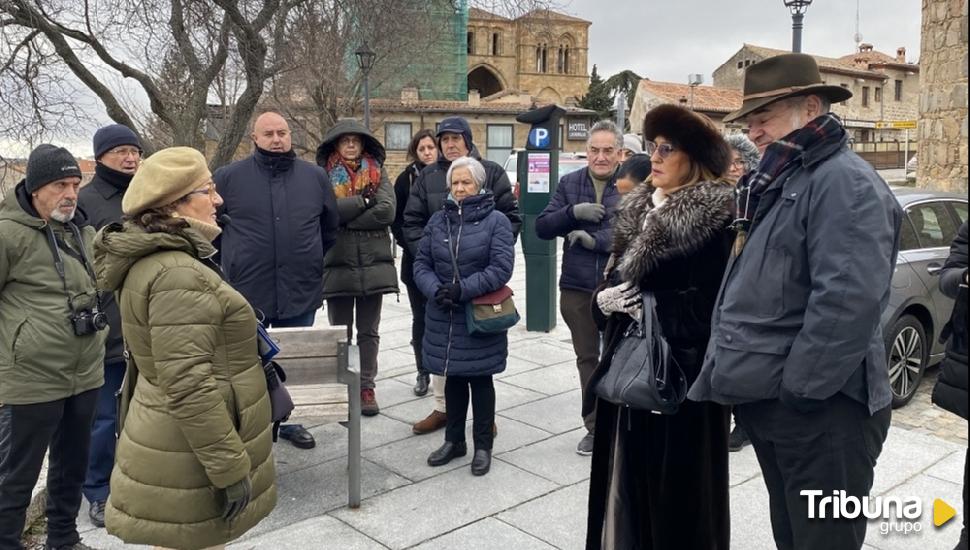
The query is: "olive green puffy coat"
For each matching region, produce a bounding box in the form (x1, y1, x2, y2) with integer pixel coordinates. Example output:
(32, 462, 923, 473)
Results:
(93, 222, 276, 549)
(316, 120, 399, 298)
(0, 182, 105, 405)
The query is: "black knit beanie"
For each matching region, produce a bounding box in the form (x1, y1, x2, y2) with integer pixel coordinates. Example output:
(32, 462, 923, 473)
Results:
(25, 144, 82, 194)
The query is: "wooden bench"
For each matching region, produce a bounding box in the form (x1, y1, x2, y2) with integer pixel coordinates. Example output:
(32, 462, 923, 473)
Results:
(266, 326, 361, 508)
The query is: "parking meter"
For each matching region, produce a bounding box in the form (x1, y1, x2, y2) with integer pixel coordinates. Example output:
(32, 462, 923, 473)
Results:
(516, 105, 565, 331)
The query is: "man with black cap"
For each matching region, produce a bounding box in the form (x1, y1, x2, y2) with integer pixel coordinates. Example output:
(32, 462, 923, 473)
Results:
(402, 116, 521, 435)
(76, 123, 141, 528)
(689, 53, 903, 550)
(0, 144, 106, 550)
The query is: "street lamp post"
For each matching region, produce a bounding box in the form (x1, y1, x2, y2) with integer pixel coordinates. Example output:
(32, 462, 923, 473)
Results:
(784, 0, 814, 53)
(355, 41, 376, 129)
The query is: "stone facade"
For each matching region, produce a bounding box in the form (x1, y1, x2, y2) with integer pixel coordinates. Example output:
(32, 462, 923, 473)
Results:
(714, 44, 921, 145)
(918, 0, 968, 192)
(467, 9, 590, 105)
(629, 80, 743, 134)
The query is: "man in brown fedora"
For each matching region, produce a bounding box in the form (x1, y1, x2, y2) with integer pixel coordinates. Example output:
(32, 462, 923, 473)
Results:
(690, 53, 903, 550)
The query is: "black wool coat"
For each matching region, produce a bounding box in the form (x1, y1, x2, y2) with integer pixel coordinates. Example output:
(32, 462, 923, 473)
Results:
(584, 180, 735, 550)
(933, 221, 968, 420)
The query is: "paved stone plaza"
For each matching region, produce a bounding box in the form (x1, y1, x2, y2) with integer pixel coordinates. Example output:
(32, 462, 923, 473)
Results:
(68, 243, 966, 549)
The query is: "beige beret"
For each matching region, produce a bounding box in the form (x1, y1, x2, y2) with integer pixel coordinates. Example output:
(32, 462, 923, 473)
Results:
(122, 146, 211, 216)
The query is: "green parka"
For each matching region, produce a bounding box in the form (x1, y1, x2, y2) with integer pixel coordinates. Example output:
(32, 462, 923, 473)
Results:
(315, 120, 399, 298)
(0, 182, 105, 405)
(93, 222, 276, 549)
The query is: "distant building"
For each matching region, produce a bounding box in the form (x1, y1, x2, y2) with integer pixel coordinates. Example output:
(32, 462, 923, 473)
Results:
(629, 80, 743, 134)
(0, 158, 94, 198)
(714, 43, 920, 145)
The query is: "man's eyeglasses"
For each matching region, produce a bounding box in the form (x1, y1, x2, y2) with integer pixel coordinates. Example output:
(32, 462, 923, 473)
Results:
(644, 141, 677, 159)
(105, 147, 142, 158)
(187, 182, 217, 199)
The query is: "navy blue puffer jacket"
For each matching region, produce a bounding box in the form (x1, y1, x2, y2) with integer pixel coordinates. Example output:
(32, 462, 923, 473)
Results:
(534, 169, 619, 292)
(414, 193, 515, 377)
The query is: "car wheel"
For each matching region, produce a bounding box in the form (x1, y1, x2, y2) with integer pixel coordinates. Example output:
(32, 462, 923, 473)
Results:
(885, 314, 928, 408)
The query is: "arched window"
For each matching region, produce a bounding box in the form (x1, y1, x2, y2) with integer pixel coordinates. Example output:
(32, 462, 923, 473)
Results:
(564, 45, 570, 74)
(536, 43, 548, 73)
(492, 32, 501, 55)
(557, 46, 564, 73)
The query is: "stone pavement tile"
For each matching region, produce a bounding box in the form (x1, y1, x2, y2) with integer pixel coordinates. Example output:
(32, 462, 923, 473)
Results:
(374, 375, 425, 409)
(331, 462, 558, 550)
(494, 355, 548, 380)
(508, 340, 578, 367)
(229, 515, 388, 549)
(377, 328, 413, 351)
(274, 414, 413, 475)
(497, 428, 592, 486)
(240, 457, 410, 541)
(497, 481, 589, 550)
(499, 390, 585, 435)
(729, 477, 776, 550)
(411, 517, 556, 550)
(872, 426, 964, 495)
(364, 417, 552, 482)
(926, 448, 966, 485)
(494, 379, 549, 411)
(73, 526, 150, 549)
(500, 360, 581, 396)
(378, 313, 416, 333)
(380, 393, 438, 426)
(864, 473, 963, 550)
(728, 445, 764, 488)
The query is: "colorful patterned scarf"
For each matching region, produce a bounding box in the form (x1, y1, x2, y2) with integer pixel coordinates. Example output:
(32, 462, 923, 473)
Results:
(326, 151, 381, 198)
(732, 112, 846, 255)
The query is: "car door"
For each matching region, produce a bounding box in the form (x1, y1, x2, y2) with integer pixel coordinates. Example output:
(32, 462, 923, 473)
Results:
(904, 201, 960, 358)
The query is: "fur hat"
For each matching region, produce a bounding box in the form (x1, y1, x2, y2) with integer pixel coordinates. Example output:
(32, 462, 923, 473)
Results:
(642, 104, 731, 177)
(122, 147, 211, 216)
(725, 133, 762, 174)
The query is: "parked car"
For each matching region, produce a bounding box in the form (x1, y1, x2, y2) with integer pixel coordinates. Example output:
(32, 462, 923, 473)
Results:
(504, 151, 588, 199)
(883, 187, 967, 407)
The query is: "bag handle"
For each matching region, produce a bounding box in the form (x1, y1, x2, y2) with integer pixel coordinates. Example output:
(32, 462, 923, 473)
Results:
(444, 215, 461, 285)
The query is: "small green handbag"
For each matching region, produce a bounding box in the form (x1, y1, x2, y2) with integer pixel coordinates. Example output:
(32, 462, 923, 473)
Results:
(466, 285, 520, 335)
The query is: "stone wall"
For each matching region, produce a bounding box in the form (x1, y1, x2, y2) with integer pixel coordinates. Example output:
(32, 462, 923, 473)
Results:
(918, 0, 968, 192)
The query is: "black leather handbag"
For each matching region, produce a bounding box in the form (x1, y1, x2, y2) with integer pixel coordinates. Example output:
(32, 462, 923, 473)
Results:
(594, 292, 687, 414)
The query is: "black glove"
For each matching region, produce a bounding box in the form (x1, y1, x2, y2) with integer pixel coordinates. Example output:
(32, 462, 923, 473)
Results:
(779, 387, 824, 415)
(434, 283, 461, 308)
(222, 476, 252, 522)
(361, 186, 377, 209)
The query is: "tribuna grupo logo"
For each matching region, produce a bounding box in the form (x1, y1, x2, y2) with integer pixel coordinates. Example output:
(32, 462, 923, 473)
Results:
(801, 490, 957, 536)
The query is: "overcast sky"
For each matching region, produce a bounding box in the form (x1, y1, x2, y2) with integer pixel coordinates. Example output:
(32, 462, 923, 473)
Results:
(1, 0, 923, 158)
(567, 0, 923, 84)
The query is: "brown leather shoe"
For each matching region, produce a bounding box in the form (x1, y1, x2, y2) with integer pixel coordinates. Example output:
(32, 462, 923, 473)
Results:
(412, 410, 447, 434)
(361, 388, 380, 417)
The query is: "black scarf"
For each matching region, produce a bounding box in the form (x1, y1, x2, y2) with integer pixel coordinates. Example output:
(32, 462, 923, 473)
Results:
(95, 163, 134, 193)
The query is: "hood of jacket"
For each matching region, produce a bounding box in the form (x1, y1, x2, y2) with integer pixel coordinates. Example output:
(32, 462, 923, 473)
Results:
(316, 119, 386, 166)
(1, 179, 90, 229)
(443, 191, 495, 223)
(614, 180, 734, 284)
(94, 222, 216, 292)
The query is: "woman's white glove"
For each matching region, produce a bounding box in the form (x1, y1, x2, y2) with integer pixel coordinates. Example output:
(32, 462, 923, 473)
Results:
(596, 281, 641, 318)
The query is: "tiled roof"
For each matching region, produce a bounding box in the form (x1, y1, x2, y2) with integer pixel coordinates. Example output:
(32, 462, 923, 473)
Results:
(469, 7, 511, 21)
(517, 9, 590, 24)
(369, 97, 595, 116)
(743, 44, 888, 79)
(636, 80, 742, 114)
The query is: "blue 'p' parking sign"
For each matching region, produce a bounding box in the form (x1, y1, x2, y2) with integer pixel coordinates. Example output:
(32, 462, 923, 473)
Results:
(528, 128, 551, 149)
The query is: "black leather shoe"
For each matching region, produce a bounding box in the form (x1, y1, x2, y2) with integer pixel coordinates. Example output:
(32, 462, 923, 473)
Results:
(413, 372, 430, 396)
(88, 499, 105, 528)
(279, 424, 316, 449)
(427, 441, 467, 466)
(471, 449, 491, 476)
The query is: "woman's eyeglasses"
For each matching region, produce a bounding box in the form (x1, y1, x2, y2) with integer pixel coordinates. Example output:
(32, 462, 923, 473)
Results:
(644, 141, 677, 159)
(187, 182, 217, 198)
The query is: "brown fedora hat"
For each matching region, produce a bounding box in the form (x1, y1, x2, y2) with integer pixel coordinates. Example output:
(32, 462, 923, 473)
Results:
(723, 53, 853, 122)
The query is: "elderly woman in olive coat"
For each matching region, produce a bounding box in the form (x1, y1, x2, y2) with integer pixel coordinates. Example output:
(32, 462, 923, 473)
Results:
(94, 147, 276, 550)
